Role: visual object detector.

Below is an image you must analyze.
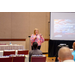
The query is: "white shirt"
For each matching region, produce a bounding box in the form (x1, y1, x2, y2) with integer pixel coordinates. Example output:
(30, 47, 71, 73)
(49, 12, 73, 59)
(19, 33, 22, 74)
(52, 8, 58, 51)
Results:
(63, 60, 74, 62)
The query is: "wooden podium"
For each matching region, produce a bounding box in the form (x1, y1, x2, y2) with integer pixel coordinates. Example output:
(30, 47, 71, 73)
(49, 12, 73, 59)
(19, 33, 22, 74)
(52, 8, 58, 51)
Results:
(26, 36, 31, 51)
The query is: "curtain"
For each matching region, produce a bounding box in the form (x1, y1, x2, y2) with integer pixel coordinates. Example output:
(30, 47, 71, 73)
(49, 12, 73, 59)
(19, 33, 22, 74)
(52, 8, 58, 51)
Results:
(48, 40, 74, 61)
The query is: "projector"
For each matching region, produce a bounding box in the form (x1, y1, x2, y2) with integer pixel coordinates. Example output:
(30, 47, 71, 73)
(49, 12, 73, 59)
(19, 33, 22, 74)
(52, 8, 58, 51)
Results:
(60, 44, 66, 46)
(58, 44, 68, 47)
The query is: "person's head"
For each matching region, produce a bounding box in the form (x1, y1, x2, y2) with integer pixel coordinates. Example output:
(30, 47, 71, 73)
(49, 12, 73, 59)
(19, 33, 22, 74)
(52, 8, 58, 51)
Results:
(33, 42, 38, 49)
(34, 28, 39, 35)
(73, 42, 75, 50)
(58, 47, 73, 62)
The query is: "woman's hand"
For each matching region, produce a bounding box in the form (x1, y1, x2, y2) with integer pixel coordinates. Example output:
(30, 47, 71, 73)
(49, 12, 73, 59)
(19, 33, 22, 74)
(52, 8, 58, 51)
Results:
(40, 34, 43, 37)
(34, 36, 37, 39)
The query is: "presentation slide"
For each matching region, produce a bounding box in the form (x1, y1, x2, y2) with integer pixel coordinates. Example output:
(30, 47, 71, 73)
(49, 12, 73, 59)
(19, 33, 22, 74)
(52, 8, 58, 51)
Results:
(50, 12, 75, 40)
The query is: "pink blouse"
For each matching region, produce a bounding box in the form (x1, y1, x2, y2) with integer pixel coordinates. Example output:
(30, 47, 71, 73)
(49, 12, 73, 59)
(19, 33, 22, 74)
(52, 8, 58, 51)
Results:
(30, 34, 44, 46)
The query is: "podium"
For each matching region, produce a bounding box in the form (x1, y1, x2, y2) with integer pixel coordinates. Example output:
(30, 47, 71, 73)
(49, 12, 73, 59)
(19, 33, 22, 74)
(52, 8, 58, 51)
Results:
(26, 36, 31, 51)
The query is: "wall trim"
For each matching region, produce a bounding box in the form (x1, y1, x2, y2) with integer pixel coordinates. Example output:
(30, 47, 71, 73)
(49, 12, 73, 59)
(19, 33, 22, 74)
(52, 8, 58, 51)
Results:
(45, 39, 50, 41)
(0, 39, 49, 41)
(0, 39, 26, 41)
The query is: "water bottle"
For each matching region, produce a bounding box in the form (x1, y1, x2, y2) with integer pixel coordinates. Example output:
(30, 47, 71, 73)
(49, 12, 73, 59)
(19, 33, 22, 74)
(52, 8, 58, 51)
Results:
(9, 41, 12, 45)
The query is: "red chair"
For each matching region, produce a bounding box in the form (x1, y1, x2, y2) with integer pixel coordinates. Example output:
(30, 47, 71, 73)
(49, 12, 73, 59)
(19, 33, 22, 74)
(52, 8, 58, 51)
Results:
(0, 56, 12, 62)
(3, 50, 15, 56)
(18, 50, 29, 55)
(12, 56, 25, 62)
(31, 56, 46, 62)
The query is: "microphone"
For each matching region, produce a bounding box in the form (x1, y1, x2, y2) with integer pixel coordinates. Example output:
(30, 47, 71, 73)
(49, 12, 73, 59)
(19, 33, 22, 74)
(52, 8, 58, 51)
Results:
(36, 34, 37, 36)
(40, 34, 42, 36)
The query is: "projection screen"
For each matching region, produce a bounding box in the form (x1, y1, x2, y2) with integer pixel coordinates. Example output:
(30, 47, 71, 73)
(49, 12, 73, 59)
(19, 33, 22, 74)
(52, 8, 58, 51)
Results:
(50, 12, 75, 40)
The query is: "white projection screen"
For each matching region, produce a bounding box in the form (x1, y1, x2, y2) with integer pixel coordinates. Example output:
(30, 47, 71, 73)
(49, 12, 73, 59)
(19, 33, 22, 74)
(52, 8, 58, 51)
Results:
(50, 12, 75, 40)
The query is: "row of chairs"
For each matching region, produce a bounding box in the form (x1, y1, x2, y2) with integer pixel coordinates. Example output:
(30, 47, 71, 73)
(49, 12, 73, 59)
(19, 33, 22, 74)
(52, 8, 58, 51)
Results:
(3, 50, 29, 56)
(0, 55, 25, 62)
(0, 50, 28, 62)
(0, 55, 46, 62)
(0, 50, 46, 62)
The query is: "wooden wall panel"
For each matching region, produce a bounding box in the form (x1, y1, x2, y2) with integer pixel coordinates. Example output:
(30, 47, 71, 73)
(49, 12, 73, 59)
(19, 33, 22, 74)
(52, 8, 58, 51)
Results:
(0, 12, 50, 53)
(41, 42, 46, 52)
(29, 12, 46, 38)
(0, 12, 11, 38)
(45, 12, 50, 39)
(29, 12, 50, 39)
(11, 12, 30, 38)
(0, 12, 50, 39)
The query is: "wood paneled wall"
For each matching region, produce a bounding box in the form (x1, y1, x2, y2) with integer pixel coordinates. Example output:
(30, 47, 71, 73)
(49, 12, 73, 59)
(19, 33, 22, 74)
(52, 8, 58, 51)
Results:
(0, 12, 50, 52)
(0, 12, 50, 39)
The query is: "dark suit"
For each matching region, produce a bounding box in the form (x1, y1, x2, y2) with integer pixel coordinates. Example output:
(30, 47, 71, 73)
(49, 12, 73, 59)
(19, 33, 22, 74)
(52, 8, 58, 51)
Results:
(29, 49, 42, 62)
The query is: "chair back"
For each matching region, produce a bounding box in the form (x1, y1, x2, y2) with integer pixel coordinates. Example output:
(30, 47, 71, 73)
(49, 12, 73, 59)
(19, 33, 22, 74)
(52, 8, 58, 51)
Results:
(18, 50, 29, 55)
(3, 50, 15, 56)
(13, 55, 25, 62)
(0, 56, 12, 62)
(31, 55, 46, 62)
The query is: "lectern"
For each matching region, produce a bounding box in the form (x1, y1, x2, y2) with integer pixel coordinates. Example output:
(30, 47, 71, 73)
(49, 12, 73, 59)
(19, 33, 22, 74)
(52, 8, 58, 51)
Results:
(25, 36, 31, 51)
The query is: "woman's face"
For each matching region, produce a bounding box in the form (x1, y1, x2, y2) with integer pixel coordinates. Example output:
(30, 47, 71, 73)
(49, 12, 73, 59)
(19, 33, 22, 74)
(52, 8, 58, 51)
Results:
(35, 30, 38, 35)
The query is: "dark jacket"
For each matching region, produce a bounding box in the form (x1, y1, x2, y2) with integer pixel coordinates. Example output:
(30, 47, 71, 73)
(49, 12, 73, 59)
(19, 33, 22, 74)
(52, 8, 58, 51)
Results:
(29, 49, 42, 62)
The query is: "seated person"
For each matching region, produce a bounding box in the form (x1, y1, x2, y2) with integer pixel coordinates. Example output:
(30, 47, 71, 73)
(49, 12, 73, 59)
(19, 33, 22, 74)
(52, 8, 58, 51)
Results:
(29, 42, 42, 62)
(58, 47, 74, 62)
(72, 42, 75, 61)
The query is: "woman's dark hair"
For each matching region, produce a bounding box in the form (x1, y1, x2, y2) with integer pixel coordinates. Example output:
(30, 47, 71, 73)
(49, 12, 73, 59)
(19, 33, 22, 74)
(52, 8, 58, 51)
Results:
(33, 42, 38, 49)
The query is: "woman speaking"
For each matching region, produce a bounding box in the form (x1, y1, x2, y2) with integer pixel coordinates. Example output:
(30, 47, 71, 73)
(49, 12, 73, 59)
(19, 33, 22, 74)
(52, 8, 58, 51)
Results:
(30, 28, 44, 50)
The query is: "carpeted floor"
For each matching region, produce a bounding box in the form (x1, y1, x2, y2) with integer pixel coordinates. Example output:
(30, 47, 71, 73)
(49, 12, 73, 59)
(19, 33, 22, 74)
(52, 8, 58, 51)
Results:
(43, 54, 56, 62)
